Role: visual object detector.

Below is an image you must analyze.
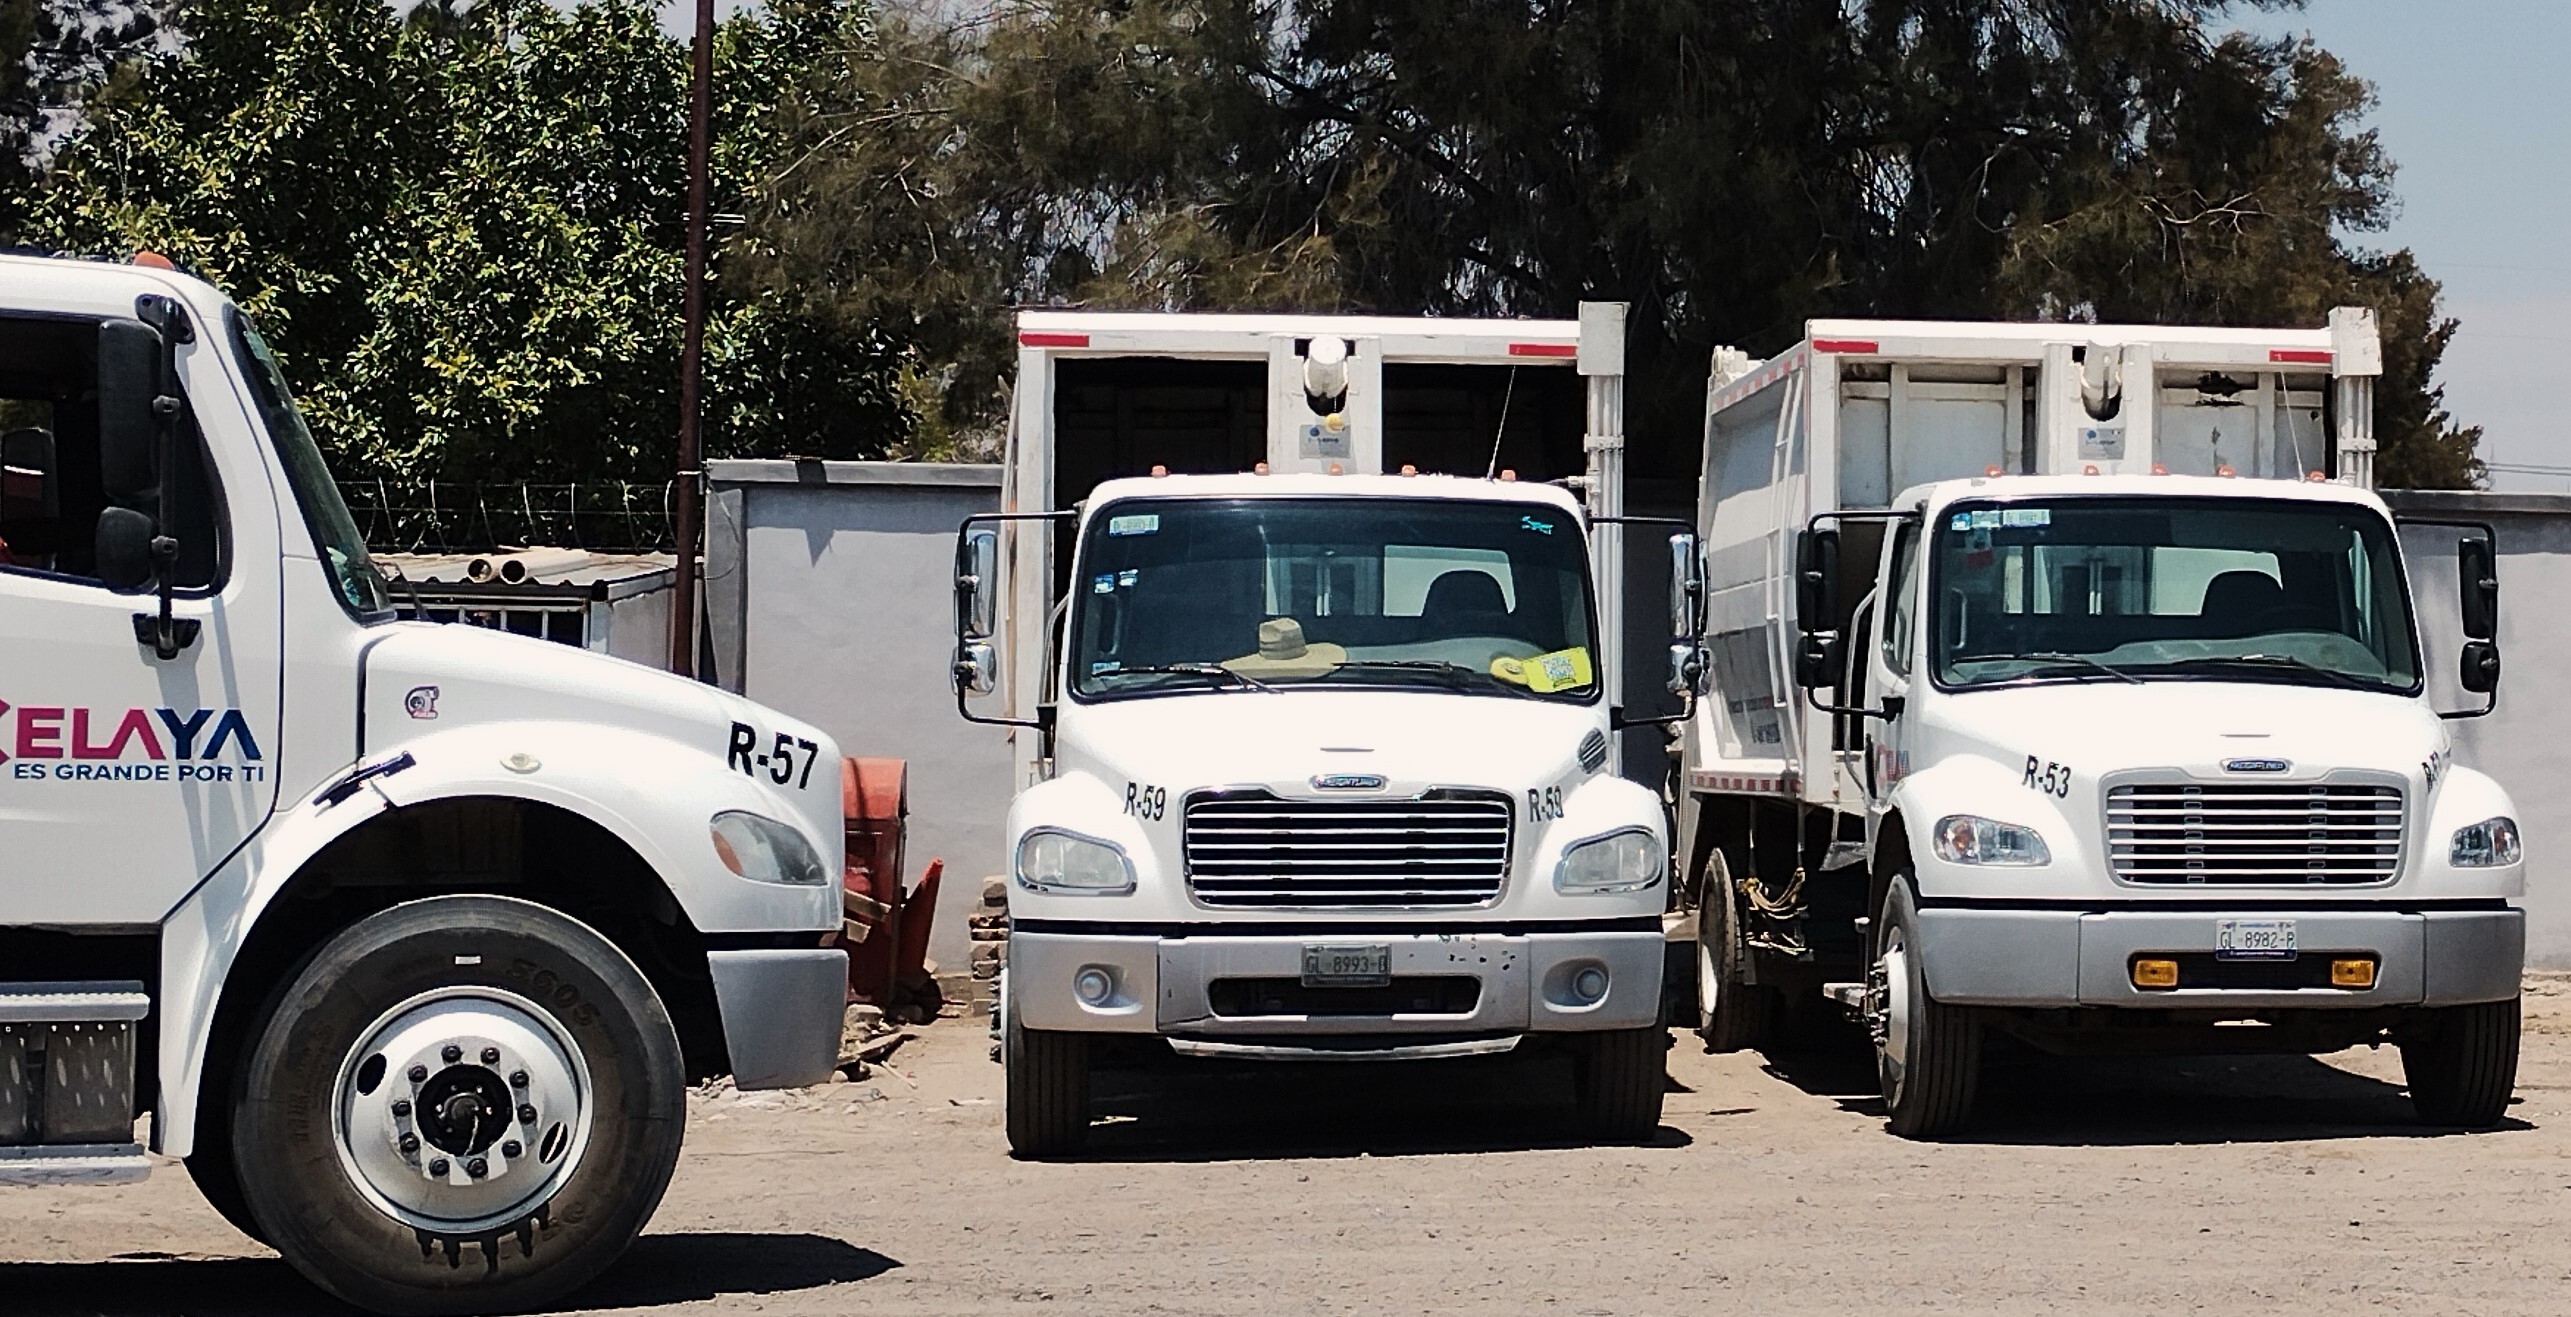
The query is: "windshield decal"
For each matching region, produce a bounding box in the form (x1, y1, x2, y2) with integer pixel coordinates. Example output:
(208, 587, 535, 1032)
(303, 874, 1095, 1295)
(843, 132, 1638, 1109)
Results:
(1520, 515, 1554, 535)
(1493, 646, 1593, 694)
(1107, 513, 1160, 536)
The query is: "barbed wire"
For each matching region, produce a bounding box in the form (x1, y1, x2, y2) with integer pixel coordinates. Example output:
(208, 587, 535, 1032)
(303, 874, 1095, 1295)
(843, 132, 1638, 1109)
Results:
(340, 480, 675, 554)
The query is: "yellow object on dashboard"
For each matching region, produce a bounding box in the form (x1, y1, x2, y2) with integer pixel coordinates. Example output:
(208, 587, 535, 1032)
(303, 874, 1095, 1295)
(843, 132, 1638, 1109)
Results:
(1491, 647, 1593, 694)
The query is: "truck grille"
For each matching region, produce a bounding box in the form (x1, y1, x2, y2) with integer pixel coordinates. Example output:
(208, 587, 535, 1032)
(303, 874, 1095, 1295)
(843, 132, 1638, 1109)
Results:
(2106, 781, 2404, 885)
(1182, 791, 1512, 907)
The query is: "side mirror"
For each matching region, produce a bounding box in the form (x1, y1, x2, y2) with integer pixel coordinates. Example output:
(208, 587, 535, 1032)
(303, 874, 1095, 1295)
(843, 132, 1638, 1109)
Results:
(2460, 639, 2501, 694)
(1795, 527, 1839, 634)
(955, 639, 999, 696)
(957, 527, 999, 640)
(1666, 531, 1705, 638)
(95, 506, 155, 592)
(1666, 642, 1709, 699)
(2459, 536, 2497, 641)
(97, 319, 164, 503)
(1794, 633, 1843, 690)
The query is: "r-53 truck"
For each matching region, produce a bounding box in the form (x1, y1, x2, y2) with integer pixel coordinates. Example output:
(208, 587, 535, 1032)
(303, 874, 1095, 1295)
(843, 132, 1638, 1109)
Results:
(1679, 311, 2524, 1136)
(0, 253, 850, 1313)
(952, 306, 1700, 1154)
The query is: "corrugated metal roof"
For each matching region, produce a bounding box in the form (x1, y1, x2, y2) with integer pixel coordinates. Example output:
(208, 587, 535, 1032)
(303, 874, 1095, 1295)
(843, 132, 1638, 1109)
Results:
(378, 549, 676, 592)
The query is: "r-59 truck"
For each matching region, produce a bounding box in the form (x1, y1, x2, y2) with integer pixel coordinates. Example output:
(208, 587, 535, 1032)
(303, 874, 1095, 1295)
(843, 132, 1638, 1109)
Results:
(0, 252, 850, 1313)
(1680, 311, 2524, 1136)
(952, 306, 1699, 1154)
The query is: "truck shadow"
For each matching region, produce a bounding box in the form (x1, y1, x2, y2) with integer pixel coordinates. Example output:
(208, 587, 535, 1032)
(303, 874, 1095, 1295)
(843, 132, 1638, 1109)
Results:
(1062, 1048, 1694, 1162)
(1756, 1029, 2535, 1145)
(0, 1231, 899, 1315)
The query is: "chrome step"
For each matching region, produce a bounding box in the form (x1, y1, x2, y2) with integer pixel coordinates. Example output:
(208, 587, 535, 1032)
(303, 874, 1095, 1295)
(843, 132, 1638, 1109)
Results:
(0, 982, 150, 1023)
(0, 1143, 151, 1186)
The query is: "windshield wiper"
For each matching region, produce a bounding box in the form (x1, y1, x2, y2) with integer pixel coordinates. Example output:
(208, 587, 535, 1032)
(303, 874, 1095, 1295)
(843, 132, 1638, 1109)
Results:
(1318, 659, 1539, 696)
(2145, 654, 2384, 691)
(1985, 651, 2143, 685)
(1092, 663, 1274, 692)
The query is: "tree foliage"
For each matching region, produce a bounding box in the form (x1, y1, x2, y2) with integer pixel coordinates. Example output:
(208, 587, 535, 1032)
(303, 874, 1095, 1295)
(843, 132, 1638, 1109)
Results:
(17, 0, 907, 487)
(743, 0, 2480, 485)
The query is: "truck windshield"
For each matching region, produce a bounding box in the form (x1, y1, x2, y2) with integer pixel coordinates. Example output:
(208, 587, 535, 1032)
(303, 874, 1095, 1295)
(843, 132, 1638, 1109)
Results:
(1069, 496, 1600, 702)
(1930, 497, 2420, 694)
(226, 309, 392, 619)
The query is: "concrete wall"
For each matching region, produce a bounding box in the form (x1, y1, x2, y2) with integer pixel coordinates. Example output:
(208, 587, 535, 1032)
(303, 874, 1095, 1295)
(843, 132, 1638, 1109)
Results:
(706, 460, 1009, 969)
(2388, 490, 2571, 966)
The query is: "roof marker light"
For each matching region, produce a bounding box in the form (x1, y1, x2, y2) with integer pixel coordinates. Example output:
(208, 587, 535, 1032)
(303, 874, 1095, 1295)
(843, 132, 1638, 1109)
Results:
(1150, 464, 1168, 477)
(2270, 348, 2332, 365)
(1813, 338, 1879, 354)
(1499, 469, 1517, 482)
(2151, 463, 2169, 475)
(1508, 342, 1577, 358)
(2216, 464, 2237, 478)
(1327, 462, 1344, 476)
(2083, 464, 2100, 476)
(1253, 461, 1270, 475)
(1399, 464, 1418, 476)
(2306, 469, 2329, 482)
(1019, 331, 1089, 347)
(133, 251, 176, 270)
(1984, 464, 2003, 478)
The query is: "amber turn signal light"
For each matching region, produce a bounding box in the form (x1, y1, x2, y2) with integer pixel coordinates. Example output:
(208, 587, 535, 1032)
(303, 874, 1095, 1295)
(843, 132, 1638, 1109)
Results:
(2131, 958, 2179, 989)
(2331, 958, 2377, 988)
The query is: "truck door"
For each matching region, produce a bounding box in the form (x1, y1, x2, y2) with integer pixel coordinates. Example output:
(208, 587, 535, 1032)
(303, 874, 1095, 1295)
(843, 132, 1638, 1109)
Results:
(1861, 521, 1922, 829)
(0, 311, 285, 924)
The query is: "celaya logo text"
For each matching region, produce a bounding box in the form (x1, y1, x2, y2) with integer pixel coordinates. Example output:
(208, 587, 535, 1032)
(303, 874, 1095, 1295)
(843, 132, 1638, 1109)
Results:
(0, 700, 266, 783)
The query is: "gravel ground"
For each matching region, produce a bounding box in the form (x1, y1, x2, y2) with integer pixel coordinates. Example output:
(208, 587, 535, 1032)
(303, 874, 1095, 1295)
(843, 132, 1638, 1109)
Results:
(9, 978, 2571, 1315)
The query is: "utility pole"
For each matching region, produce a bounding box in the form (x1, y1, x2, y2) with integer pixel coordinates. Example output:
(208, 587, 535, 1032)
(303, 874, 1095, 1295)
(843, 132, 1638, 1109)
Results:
(668, 0, 715, 677)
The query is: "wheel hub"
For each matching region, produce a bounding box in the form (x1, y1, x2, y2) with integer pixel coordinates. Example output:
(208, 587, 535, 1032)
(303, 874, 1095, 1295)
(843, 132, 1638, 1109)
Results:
(333, 988, 594, 1234)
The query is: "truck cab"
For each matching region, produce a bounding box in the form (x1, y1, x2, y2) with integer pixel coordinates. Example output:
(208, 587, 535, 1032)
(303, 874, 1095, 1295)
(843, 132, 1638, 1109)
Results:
(0, 253, 849, 1314)
(953, 308, 1697, 1154)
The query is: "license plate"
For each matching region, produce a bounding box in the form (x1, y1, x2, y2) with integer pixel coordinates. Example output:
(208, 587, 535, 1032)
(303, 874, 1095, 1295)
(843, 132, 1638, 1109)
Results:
(1301, 943, 1392, 987)
(2214, 919, 2297, 961)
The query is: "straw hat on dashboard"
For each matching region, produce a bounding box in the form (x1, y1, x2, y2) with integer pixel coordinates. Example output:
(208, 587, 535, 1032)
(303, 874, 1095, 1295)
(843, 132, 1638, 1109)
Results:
(1218, 617, 1346, 677)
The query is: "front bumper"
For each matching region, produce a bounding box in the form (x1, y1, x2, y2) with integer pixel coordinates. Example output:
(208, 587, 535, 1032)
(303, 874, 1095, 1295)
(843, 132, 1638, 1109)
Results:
(1011, 928, 1663, 1036)
(707, 948, 848, 1088)
(1913, 905, 2523, 1010)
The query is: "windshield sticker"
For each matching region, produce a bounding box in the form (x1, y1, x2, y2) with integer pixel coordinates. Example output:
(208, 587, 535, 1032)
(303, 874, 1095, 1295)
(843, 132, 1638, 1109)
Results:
(1521, 515, 1554, 535)
(2002, 508, 2051, 528)
(1491, 646, 1594, 694)
(1117, 569, 1139, 587)
(1107, 513, 1160, 536)
(1950, 512, 1972, 531)
(1090, 660, 1123, 675)
(1969, 509, 2002, 529)
(1091, 573, 1116, 594)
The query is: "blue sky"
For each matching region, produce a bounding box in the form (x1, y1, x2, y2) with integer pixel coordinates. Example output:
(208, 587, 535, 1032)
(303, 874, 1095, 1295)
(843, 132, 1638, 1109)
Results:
(2232, 0, 2571, 488)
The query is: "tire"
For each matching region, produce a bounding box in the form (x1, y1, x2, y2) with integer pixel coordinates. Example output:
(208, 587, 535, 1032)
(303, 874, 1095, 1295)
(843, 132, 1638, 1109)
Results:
(1573, 1027, 1667, 1142)
(2402, 997, 2521, 1128)
(1695, 849, 1776, 1054)
(184, 1142, 267, 1247)
(1003, 1001, 1091, 1158)
(231, 895, 686, 1316)
(1872, 877, 1980, 1139)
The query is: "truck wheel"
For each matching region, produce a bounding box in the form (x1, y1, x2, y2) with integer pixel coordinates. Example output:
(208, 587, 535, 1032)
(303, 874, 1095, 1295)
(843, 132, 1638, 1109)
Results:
(1695, 849, 1775, 1053)
(1872, 878, 1979, 1139)
(1573, 1027, 1667, 1142)
(231, 895, 686, 1316)
(2402, 997, 2521, 1128)
(184, 1141, 267, 1247)
(1003, 1002, 1092, 1157)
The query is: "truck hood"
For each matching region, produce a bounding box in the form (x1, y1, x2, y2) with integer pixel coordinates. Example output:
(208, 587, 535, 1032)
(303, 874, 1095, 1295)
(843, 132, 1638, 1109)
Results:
(1055, 690, 1609, 798)
(1920, 679, 2446, 780)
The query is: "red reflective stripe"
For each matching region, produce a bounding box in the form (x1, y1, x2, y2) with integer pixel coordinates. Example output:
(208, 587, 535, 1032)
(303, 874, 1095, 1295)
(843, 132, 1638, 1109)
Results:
(2270, 348, 2332, 364)
(1019, 331, 1089, 347)
(1508, 342, 1578, 357)
(1812, 338, 1878, 354)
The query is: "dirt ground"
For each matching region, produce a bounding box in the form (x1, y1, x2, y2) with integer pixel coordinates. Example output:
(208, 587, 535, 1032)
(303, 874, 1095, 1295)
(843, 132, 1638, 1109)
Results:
(11, 978, 2571, 1315)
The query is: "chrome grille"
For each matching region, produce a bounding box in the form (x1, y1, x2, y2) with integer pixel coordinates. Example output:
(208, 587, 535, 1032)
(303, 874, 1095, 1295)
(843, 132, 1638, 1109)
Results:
(2106, 781, 2404, 885)
(1183, 791, 1511, 907)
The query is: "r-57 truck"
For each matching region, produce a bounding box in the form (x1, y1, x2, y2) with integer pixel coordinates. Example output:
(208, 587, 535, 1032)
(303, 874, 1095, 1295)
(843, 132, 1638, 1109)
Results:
(0, 252, 850, 1313)
(1680, 311, 2524, 1136)
(952, 306, 1700, 1154)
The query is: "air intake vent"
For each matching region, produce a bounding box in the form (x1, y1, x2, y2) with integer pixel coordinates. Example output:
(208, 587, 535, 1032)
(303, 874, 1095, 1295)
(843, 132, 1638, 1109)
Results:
(1577, 730, 1610, 775)
(2106, 780, 2404, 885)
(1183, 790, 1511, 907)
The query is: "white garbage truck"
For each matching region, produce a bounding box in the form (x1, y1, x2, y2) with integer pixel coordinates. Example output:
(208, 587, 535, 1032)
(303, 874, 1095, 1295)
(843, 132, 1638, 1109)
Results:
(1679, 311, 2523, 1136)
(0, 252, 849, 1312)
(952, 306, 1702, 1154)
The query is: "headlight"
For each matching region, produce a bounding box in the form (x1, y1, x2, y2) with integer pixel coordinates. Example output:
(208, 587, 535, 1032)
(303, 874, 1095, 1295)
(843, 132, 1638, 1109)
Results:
(2450, 816, 2522, 867)
(1016, 828, 1136, 894)
(1554, 828, 1663, 894)
(709, 811, 830, 886)
(1932, 815, 2050, 866)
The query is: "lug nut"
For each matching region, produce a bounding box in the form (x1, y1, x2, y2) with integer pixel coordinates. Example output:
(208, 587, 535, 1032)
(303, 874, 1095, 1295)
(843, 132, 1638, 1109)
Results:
(441, 1044, 462, 1064)
(481, 1046, 500, 1064)
(518, 1104, 538, 1124)
(398, 1133, 420, 1153)
(408, 1065, 428, 1084)
(390, 1099, 412, 1118)
(428, 1158, 450, 1176)
(465, 1157, 488, 1179)
(509, 1070, 528, 1089)
(501, 1140, 522, 1158)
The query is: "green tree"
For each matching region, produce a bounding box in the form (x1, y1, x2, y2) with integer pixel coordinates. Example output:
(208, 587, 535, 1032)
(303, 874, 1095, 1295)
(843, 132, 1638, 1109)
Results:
(24, 0, 907, 493)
